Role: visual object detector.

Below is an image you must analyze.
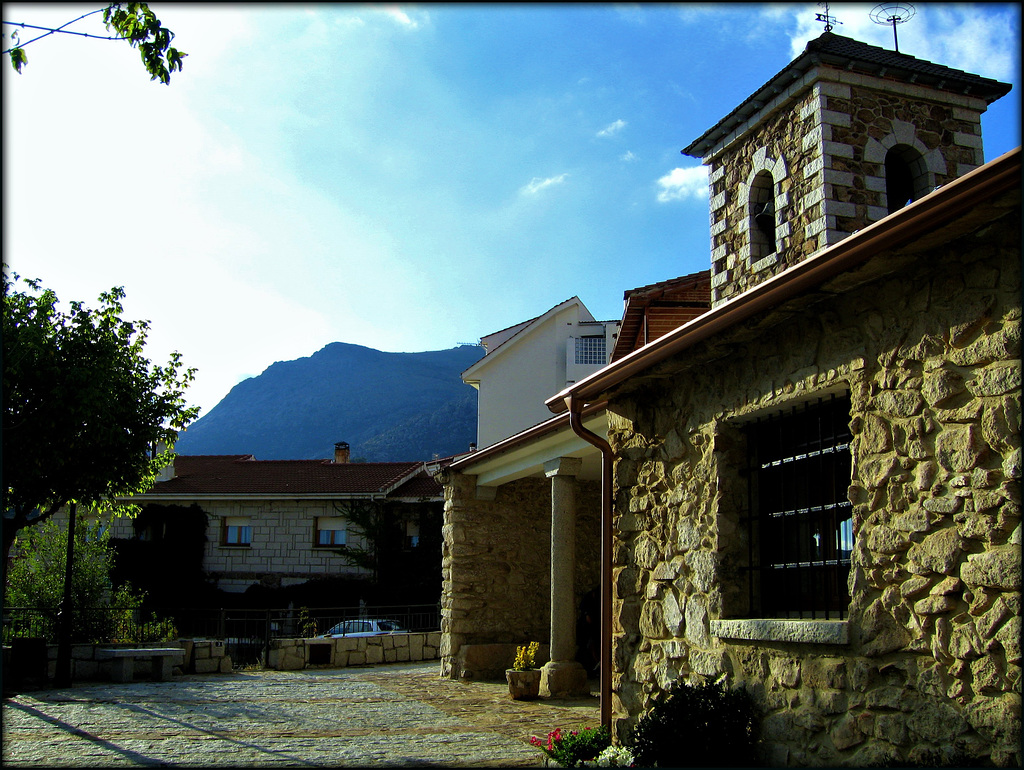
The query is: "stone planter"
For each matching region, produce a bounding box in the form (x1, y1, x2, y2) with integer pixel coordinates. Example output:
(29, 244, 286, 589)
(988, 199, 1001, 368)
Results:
(506, 668, 542, 700)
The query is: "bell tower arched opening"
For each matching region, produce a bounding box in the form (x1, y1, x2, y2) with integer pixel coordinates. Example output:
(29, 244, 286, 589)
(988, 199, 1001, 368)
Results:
(885, 144, 929, 213)
(749, 170, 777, 259)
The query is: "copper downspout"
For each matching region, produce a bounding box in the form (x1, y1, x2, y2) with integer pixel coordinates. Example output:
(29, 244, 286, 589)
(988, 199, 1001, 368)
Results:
(565, 395, 613, 730)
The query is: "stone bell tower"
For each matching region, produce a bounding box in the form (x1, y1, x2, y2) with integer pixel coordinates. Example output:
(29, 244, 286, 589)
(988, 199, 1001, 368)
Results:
(683, 31, 1012, 306)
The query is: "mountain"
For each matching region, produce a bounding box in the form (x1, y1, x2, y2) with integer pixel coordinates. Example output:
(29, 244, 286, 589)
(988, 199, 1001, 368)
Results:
(174, 343, 485, 461)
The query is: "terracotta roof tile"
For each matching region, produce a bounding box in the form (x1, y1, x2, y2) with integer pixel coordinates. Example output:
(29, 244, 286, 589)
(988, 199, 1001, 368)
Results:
(143, 455, 437, 497)
(390, 471, 445, 499)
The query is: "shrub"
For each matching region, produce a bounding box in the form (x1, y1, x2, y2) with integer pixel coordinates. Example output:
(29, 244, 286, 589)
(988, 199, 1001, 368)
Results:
(530, 725, 611, 767)
(5, 517, 174, 643)
(629, 676, 758, 767)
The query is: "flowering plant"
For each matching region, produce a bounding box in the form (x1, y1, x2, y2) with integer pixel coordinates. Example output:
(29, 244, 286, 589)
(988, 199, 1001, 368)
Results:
(582, 746, 635, 767)
(529, 725, 612, 767)
(512, 641, 540, 671)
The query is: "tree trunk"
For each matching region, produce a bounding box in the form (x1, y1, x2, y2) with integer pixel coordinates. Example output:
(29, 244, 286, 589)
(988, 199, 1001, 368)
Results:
(1, 526, 16, 602)
(54, 502, 77, 688)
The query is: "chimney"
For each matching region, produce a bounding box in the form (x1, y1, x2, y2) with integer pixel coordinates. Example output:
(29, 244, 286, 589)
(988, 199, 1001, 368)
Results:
(153, 440, 175, 482)
(334, 442, 350, 464)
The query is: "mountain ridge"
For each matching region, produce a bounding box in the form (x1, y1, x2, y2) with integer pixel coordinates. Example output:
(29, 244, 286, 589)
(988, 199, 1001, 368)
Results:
(175, 342, 484, 461)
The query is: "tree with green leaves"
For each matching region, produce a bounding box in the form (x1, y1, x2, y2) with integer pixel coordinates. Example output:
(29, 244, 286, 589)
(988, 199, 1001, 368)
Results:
(2, 271, 200, 594)
(4, 517, 176, 644)
(332, 499, 442, 604)
(331, 500, 398, 587)
(3, 2, 186, 84)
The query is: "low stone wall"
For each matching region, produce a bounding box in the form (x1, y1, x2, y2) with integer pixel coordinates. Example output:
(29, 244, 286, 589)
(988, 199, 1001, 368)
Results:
(267, 632, 442, 670)
(179, 639, 234, 675)
(0, 639, 232, 685)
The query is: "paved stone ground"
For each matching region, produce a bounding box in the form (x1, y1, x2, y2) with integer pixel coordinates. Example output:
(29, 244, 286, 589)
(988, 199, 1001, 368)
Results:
(2, 661, 600, 767)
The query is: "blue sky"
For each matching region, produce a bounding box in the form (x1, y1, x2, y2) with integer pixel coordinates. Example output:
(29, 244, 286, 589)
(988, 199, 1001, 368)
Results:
(4, 3, 1020, 416)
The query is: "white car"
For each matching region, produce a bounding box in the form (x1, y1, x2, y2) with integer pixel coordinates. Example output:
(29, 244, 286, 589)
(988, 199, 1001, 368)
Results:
(318, 618, 405, 638)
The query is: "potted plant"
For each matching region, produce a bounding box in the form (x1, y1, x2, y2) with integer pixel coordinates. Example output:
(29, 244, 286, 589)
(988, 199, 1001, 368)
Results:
(506, 641, 542, 700)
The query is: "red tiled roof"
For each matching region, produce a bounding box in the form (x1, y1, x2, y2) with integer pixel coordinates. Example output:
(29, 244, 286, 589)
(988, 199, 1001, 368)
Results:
(390, 471, 445, 499)
(139, 455, 439, 498)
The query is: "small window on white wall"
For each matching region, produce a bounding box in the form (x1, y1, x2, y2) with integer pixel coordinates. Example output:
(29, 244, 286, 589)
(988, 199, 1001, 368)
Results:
(222, 516, 252, 547)
(316, 517, 347, 547)
(575, 335, 606, 365)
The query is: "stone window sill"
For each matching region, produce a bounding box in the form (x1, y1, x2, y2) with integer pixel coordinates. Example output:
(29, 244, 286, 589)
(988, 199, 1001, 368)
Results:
(711, 619, 848, 645)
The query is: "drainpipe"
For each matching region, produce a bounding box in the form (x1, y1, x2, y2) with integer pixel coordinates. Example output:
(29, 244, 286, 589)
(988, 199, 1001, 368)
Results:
(565, 395, 613, 731)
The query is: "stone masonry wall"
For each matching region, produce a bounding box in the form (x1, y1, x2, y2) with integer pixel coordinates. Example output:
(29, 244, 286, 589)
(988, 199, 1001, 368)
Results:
(30, 640, 232, 682)
(606, 206, 1020, 765)
(708, 86, 820, 306)
(708, 67, 992, 307)
(99, 499, 372, 593)
(268, 632, 441, 670)
(440, 470, 602, 679)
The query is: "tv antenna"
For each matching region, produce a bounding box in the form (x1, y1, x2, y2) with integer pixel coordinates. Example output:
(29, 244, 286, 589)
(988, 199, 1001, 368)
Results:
(815, 2, 841, 33)
(870, 2, 915, 53)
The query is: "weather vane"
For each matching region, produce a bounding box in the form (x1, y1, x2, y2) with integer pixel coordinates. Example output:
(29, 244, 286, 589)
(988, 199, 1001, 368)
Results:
(815, 2, 841, 33)
(870, 2, 915, 53)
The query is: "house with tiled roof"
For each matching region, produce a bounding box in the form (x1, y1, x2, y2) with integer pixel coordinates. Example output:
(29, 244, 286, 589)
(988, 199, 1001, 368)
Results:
(440, 29, 1020, 766)
(108, 444, 443, 597)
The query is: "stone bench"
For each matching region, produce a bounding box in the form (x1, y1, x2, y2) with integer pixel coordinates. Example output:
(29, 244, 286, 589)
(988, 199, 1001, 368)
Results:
(96, 647, 185, 683)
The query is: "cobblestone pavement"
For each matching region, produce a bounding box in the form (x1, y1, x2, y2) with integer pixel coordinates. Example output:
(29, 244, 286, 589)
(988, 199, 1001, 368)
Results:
(2, 662, 601, 767)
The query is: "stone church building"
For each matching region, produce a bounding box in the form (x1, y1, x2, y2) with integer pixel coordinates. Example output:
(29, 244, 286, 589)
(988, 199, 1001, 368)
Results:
(441, 31, 1020, 766)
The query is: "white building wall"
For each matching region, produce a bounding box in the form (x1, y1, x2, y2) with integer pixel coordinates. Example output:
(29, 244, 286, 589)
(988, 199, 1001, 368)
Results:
(471, 302, 619, 448)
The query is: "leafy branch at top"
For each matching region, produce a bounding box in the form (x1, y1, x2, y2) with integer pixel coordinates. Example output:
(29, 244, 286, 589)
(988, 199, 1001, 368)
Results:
(3, 2, 186, 84)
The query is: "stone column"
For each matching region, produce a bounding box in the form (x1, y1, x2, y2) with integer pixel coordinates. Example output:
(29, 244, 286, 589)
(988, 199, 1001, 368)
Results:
(540, 457, 589, 698)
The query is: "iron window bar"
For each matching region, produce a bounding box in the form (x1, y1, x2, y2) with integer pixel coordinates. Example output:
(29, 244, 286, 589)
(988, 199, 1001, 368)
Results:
(743, 392, 853, 620)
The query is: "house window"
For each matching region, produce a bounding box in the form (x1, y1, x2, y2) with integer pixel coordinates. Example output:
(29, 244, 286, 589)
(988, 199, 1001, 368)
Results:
(83, 518, 108, 542)
(222, 516, 252, 547)
(575, 335, 606, 365)
(315, 517, 347, 547)
(743, 392, 853, 619)
(405, 519, 420, 550)
(135, 520, 166, 542)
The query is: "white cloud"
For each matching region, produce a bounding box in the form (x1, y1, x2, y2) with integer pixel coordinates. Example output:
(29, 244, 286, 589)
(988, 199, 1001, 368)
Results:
(597, 119, 627, 137)
(382, 6, 421, 28)
(779, 3, 1020, 83)
(656, 166, 709, 203)
(621, 151, 637, 162)
(521, 174, 569, 195)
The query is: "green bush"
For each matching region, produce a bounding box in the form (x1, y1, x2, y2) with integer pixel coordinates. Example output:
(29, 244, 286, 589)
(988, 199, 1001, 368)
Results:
(5, 516, 174, 643)
(530, 725, 611, 767)
(630, 676, 758, 767)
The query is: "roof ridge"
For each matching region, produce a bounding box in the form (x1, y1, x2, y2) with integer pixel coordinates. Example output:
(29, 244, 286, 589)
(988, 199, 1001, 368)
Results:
(684, 30, 1012, 159)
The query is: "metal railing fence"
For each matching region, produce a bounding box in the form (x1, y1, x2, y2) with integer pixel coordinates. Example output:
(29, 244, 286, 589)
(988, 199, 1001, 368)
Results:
(2, 603, 441, 668)
(1, 605, 178, 646)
